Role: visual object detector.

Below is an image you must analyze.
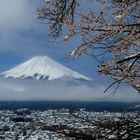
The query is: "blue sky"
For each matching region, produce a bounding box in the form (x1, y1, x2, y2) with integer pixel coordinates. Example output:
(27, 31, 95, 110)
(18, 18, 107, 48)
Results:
(0, 0, 140, 101)
(0, 0, 97, 79)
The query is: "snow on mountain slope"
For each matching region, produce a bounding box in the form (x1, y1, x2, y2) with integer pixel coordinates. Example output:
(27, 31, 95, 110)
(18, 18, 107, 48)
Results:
(1, 56, 91, 80)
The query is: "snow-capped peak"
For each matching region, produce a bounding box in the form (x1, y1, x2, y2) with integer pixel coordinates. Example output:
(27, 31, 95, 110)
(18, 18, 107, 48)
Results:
(1, 56, 92, 80)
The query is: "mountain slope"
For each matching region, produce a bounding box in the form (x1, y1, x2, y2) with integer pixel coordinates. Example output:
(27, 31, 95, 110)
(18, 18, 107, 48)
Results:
(1, 56, 91, 80)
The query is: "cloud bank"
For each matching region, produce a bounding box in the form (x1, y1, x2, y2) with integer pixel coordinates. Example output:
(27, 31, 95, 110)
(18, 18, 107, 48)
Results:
(0, 78, 140, 101)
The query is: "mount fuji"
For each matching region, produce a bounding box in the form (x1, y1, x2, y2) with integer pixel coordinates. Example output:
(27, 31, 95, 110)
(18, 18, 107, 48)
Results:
(1, 56, 91, 80)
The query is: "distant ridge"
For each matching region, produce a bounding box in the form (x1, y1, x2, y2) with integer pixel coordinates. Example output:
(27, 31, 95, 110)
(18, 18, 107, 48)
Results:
(1, 56, 92, 80)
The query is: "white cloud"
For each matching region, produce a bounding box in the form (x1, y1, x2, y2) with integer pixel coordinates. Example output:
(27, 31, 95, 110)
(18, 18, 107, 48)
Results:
(0, 78, 139, 101)
(0, 0, 50, 56)
(0, 0, 33, 31)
